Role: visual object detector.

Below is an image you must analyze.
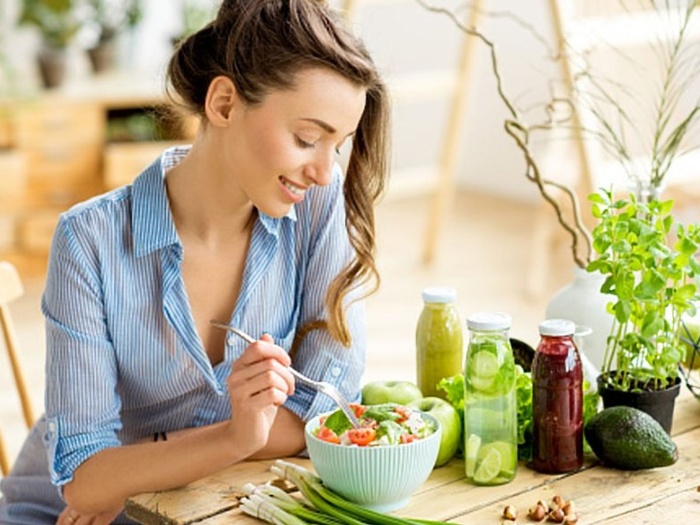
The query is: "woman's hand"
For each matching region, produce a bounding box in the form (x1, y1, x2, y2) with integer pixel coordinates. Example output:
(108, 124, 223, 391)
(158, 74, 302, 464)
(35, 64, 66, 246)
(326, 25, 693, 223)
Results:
(57, 505, 122, 525)
(227, 334, 295, 456)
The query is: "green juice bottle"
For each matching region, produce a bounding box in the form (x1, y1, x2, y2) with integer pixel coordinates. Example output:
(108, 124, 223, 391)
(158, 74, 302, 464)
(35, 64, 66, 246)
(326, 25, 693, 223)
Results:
(415, 287, 464, 398)
(464, 312, 517, 485)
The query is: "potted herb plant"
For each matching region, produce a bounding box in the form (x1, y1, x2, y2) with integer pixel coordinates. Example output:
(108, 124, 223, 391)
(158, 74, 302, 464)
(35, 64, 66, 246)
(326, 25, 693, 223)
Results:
(85, 0, 143, 73)
(19, 0, 82, 89)
(586, 187, 700, 432)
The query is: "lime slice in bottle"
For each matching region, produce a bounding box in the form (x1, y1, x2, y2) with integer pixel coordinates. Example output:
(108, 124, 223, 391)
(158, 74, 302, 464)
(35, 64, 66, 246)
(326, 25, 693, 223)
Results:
(465, 434, 481, 478)
(473, 447, 502, 484)
(478, 441, 516, 476)
(468, 351, 500, 391)
(472, 351, 499, 377)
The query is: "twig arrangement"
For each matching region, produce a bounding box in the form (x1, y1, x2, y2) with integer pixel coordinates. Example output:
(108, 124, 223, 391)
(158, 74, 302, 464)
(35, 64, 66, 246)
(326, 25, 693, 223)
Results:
(417, 0, 700, 270)
(417, 0, 593, 268)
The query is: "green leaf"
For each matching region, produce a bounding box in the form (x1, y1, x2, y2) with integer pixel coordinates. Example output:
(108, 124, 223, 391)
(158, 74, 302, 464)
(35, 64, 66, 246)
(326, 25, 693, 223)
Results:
(322, 410, 352, 436)
(614, 300, 631, 323)
(635, 269, 665, 298)
(641, 311, 664, 338)
(588, 192, 606, 204)
(674, 283, 697, 302)
(611, 239, 632, 254)
(657, 200, 674, 216)
(375, 420, 405, 445)
(677, 236, 698, 257)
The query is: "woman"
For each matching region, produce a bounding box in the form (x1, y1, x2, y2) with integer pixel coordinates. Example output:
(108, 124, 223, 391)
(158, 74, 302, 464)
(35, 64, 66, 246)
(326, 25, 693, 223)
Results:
(0, 0, 390, 523)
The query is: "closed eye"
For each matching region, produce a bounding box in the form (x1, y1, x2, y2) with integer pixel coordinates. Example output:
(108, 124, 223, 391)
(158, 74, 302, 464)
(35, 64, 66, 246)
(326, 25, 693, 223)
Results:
(295, 136, 316, 149)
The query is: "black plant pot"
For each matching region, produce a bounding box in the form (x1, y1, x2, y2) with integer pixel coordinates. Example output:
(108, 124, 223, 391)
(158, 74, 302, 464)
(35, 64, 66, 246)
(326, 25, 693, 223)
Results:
(597, 373, 681, 434)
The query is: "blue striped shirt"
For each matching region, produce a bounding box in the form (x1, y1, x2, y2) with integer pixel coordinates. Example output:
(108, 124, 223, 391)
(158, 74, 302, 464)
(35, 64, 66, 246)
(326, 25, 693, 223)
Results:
(41, 146, 367, 488)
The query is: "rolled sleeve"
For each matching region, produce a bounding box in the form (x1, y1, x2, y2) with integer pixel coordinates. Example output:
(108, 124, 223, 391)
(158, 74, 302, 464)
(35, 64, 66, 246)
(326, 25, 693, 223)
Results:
(284, 298, 366, 421)
(42, 216, 123, 487)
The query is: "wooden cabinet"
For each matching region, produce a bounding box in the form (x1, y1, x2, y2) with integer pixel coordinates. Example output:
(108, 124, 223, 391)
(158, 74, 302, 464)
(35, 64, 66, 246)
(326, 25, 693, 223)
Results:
(0, 77, 196, 257)
(14, 101, 105, 199)
(104, 141, 183, 190)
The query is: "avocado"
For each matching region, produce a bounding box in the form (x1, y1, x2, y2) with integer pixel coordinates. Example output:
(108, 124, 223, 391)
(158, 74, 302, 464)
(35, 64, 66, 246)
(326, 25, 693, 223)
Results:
(584, 406, 678, 470)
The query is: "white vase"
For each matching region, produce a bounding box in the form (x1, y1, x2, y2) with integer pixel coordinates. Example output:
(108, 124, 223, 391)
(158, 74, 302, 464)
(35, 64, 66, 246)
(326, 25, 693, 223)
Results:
(546, 267, 614, 373)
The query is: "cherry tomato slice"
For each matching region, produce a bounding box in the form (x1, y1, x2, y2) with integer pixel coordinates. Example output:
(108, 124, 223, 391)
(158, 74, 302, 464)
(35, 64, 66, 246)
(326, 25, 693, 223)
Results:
(400, 433, 419, 444)
(347, 427, 377, 446)
(316, 426, 340, 444)
(394, 405, 412, 423)
(349, 403, 366, 418)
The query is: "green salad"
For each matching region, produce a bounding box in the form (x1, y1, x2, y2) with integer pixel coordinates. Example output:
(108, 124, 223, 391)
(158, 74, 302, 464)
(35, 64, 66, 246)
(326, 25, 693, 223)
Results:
(313, 403, 436, 446)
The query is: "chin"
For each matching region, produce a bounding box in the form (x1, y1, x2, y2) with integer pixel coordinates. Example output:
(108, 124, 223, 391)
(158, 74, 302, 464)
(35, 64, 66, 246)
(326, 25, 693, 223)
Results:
(258, 203, 294, 219)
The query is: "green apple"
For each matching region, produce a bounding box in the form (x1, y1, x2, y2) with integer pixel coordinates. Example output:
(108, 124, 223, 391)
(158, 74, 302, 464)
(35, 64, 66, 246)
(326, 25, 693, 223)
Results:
(409, 396, 461, 467)
(361, 380, 424, 406)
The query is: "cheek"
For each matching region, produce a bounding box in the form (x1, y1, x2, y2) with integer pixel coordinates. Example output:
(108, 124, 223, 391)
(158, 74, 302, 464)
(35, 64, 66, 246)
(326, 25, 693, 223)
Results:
(246, 120, 297, 174)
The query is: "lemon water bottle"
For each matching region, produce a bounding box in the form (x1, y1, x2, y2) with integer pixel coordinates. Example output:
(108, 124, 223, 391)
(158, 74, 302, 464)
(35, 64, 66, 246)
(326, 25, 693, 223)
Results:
(415, 287, 464, 398)
(464, 312, 517, 485)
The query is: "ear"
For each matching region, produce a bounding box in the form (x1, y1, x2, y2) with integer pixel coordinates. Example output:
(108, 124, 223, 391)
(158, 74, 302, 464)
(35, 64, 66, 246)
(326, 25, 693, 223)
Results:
(204, 76, 239, 126)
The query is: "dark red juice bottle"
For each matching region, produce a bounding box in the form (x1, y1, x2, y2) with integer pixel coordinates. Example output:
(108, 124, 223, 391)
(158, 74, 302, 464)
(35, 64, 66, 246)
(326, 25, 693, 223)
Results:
(532, 319, 583, 473)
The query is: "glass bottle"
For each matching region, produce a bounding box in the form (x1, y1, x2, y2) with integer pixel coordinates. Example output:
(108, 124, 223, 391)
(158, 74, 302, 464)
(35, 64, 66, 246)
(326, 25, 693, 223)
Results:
(463, 312, 517, 485)
(532, 318, 583, 473)
(415, 287, 463, 398)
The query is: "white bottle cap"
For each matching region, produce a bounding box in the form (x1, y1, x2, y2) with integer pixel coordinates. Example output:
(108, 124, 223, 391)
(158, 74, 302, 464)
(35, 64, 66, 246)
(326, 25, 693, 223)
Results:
(539, 319, 576, 336)
(467, 312, 512, 331)
(422, 287, 456, 303)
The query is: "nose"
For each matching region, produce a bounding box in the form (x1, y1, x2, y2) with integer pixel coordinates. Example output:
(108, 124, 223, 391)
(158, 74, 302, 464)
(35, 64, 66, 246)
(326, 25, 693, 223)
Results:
(305, 147, 335, 187)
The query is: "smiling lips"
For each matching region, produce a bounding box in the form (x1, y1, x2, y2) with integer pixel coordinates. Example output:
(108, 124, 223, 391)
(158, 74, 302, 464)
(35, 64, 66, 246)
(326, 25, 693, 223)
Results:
(280, 176, 307, 197)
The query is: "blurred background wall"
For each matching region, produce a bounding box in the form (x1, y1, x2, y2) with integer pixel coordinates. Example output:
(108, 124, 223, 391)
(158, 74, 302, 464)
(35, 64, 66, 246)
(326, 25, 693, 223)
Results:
(0, 0, 563, 204)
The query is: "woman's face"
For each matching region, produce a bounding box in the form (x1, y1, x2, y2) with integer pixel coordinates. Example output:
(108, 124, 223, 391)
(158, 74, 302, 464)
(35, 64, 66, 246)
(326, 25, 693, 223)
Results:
(222, 67, 367, 218)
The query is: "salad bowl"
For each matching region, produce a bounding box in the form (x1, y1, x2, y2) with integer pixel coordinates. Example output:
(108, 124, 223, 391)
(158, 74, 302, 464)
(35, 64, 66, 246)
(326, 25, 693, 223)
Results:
(304, 406, 441, 512)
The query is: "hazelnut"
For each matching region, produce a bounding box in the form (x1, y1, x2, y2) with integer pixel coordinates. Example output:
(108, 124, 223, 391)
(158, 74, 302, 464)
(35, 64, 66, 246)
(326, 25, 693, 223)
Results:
(548, 508, 566, 523)
(561, 500, 575, 516)
(503, 505, 518, 520)
(563, 513, 579, 524)
(528, 503, 548, 522)
(549, 495, 564, 511)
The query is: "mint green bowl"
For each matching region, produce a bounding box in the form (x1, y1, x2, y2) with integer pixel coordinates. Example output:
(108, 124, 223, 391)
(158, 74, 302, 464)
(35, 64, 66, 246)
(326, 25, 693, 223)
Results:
(304, 412, 441, 512)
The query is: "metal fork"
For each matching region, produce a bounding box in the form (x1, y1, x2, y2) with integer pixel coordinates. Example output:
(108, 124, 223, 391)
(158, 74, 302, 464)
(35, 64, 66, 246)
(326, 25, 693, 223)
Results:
(210, 321, 361, 428)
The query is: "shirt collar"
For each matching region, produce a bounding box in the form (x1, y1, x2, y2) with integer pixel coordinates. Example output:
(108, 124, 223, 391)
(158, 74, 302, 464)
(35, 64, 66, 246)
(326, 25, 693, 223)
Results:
(132, 146, 187, 258)
(132, 146, 298, 256)
(258, 204, 297, 237)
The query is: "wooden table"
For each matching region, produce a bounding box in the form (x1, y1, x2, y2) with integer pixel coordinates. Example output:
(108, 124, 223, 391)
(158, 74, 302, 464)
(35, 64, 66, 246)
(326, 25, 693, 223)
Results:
(125, 389, 700, 524)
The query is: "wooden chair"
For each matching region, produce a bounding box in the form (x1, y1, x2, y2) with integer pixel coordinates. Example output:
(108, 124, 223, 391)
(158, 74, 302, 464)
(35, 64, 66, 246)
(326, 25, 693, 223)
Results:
(0, 261, 35, 476)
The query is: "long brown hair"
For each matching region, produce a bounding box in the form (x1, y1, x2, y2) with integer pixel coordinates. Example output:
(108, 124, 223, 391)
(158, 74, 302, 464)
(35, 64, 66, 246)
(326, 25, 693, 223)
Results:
(166, 0, 390, 347)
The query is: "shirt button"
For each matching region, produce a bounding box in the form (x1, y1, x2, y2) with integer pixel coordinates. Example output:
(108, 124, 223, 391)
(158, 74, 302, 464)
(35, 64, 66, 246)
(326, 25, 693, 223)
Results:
(330, 366, 341, 377)
(227, 335, 237, 346)
(48, 422, 56, 432)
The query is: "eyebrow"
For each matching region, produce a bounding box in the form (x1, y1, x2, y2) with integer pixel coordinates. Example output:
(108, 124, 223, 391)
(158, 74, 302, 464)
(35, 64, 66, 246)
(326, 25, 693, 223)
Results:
(300, 118, 356, 139)
(301, 118, 335, 133)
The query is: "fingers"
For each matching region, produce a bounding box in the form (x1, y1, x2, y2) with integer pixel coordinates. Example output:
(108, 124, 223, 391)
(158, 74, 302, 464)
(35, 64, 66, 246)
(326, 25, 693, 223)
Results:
(231, 363, 294, 402)
(58, 507, 121, 525)
(231, 335, 295, 397)
(57, 507, 77, 525)
(235, 335, 291, 368)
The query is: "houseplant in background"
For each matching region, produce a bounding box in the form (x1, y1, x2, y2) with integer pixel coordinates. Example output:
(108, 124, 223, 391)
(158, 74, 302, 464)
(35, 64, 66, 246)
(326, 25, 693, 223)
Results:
(84, 0, 143, 73)
(551, 0, 700, 371)
(587, 187, 700, 432)
(171, 0, 217, 47)
(19, 0, 82, 89)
